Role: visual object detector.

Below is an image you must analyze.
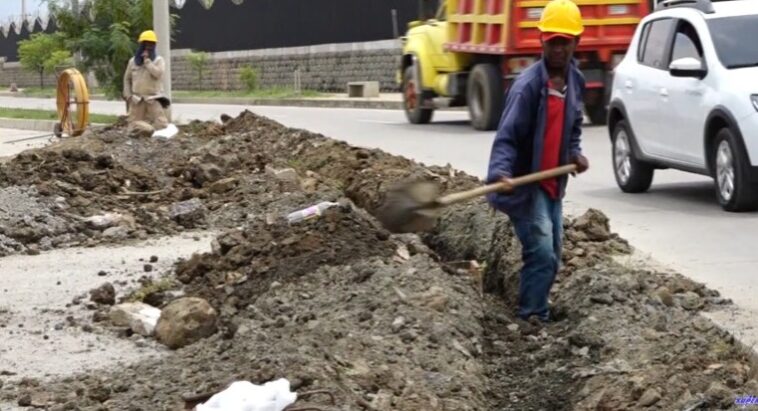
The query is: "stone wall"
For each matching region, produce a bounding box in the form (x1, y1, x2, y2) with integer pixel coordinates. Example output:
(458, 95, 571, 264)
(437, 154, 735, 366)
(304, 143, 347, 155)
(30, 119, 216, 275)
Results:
(171, 40, 402, 92)
(0, 40, 403, 93)
(0, 61, 57, 89)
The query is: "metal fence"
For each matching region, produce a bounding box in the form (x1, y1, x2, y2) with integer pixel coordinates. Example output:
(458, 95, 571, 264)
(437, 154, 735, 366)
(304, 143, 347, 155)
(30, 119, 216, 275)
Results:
(172, 0, 419, 52)
(1, 0, 421, 62)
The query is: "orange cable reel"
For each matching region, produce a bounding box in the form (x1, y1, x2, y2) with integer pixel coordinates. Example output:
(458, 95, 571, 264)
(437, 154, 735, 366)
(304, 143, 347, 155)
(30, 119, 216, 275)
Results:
(55, 68, 90, 137)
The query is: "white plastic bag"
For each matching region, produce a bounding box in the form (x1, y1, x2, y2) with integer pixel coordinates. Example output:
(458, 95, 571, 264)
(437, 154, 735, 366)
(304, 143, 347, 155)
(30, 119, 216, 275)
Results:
(152, 123, 179, 139)
(196, 379, 297, 411)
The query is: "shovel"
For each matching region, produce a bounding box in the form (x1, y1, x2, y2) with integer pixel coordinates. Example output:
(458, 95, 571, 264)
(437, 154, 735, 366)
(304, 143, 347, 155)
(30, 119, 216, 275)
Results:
(376, 164, 577, 233)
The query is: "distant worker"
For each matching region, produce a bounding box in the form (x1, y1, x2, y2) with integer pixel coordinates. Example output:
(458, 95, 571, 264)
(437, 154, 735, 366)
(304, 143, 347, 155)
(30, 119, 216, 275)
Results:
(486, 0, 589, 323)
(123, 30, 169, 133)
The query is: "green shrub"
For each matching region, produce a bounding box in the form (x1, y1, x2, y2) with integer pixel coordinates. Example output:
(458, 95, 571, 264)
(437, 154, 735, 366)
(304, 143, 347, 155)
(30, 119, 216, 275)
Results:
(239, 65, 258, 92)
(187, 50, 210, 84)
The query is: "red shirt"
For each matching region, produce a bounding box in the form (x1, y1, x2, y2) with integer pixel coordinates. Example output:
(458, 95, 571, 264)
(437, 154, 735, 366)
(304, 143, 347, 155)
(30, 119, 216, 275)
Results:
(540, 80, 566, 200)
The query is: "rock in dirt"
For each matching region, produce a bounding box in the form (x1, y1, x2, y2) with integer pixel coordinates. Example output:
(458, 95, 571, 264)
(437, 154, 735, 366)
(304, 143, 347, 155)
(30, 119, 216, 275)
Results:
(89, 282, 116, 305)
(638, 387, 662, 407)
(266, 166, 299, 184)
(155, 297, 217, 349)
(679, 291, 703, 311)
(706, 381, 731, 403)
(209, 177, 238, 194)
(656, 286, 674, 307)
(110, 302, 162, 336)
(188, 163, 223, 187)
(169, 198, 206, 228)
(84, 213, 130, 230)
(102, 226, 129, 239)
(590, 293, 614, 305)
(570, 208, 611, 241)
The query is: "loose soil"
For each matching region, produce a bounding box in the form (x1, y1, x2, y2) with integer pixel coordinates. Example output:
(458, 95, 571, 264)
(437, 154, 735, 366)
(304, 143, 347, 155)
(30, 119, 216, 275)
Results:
(0, 111, 754, 411)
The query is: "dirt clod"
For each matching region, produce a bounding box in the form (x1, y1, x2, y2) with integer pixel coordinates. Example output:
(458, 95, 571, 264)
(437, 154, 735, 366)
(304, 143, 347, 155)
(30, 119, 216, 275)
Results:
(89, 283, 116, 306)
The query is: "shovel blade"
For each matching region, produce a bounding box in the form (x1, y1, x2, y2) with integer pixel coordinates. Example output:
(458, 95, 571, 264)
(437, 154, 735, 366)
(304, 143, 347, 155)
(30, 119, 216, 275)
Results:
(376, 181, 442, 233)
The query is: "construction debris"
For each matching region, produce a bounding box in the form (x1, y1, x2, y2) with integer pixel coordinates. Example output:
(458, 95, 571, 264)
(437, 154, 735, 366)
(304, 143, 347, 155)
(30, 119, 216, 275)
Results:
(0, 111, 754, 410)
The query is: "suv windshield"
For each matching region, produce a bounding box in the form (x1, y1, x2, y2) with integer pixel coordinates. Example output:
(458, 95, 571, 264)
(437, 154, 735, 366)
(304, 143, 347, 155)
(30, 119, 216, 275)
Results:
(708, 15, 758, 69)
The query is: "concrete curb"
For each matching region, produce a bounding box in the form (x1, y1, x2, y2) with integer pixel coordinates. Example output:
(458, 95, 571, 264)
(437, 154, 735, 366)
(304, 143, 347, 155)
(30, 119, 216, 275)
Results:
(0, 118, 58, 133)
(0, 118, 108, 133)
(0, 91, 406, 110)
(171, 96, 404, 110)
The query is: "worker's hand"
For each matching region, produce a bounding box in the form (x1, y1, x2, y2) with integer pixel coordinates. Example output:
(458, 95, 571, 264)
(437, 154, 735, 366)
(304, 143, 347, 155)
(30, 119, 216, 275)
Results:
(571, 154, 589, 174)
(142, 50, 150, 61)
(498, 176, 515, 193)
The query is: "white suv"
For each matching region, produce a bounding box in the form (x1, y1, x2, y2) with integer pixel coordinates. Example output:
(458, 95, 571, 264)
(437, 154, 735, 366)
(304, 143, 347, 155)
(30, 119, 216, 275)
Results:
(608, 0, 758, 211)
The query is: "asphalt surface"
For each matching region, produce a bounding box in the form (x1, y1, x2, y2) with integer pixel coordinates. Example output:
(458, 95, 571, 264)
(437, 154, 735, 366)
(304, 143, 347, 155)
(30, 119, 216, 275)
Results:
(1, 96, 756, 343)
(0, 128, 53, 158)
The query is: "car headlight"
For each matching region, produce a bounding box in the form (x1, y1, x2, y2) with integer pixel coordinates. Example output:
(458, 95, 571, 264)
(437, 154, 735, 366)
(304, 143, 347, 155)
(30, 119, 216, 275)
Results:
(752, 95, 758, 111)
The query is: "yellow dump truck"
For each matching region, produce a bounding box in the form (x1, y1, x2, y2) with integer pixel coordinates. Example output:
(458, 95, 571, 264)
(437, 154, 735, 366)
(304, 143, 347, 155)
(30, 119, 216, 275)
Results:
(399, 0, 649, 130)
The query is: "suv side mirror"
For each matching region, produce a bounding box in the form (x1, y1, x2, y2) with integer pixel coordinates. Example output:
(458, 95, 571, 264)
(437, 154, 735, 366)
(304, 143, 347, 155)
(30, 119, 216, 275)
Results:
(669, 57, 707, 79)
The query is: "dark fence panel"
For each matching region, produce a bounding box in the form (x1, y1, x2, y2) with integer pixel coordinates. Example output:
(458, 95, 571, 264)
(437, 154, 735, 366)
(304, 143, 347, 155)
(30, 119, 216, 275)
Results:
(1, 0, 433, 61)
(0, 20, 57, 62)
(171, 0, 420, 52)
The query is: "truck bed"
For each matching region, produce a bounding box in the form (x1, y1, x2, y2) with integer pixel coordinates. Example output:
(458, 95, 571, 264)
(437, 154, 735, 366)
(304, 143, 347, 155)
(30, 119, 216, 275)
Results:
(445, 0, 647, 61)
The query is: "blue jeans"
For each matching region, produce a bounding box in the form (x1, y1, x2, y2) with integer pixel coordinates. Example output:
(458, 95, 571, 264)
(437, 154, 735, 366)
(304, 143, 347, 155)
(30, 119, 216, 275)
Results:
(511, 189, 562, 321)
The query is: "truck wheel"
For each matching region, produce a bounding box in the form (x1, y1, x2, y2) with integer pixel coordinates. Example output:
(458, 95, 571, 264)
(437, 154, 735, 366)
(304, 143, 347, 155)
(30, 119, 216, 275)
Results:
(403, 66, 433, 124)
(467, 64, 504, 131)
(712, 128, 758, 211)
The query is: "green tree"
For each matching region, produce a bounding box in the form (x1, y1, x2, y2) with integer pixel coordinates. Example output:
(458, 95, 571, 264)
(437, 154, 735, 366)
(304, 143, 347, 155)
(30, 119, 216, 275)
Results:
(18, 33, 71, 88)
(47, 0, 177, 99)
(187, 50, 210, 85)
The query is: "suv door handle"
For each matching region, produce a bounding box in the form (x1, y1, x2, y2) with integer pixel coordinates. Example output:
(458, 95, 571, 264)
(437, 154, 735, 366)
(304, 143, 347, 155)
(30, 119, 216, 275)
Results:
(659, 88, 669, 97)
(624, 80, 633, 89)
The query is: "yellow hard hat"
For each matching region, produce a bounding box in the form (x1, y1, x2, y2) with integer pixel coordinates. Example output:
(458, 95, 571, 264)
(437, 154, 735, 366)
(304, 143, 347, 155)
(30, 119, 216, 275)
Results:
(138, 30, 158, 43)
(537, 0, 584, 37)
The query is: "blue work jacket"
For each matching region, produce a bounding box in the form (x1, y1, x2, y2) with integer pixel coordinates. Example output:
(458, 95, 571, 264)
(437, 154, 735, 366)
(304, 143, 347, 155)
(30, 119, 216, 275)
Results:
(486, 59, 585, 220)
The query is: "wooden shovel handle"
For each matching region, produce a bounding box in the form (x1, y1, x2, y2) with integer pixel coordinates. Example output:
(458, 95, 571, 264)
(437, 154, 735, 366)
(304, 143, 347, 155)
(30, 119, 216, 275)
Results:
(437, 164, 577, 206)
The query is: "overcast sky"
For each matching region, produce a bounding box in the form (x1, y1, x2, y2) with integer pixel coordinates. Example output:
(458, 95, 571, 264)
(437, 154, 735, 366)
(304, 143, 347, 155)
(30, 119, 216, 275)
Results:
(0, 0, 48, 24)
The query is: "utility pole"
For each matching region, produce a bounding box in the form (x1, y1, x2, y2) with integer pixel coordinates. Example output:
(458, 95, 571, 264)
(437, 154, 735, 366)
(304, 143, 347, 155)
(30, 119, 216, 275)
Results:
(153, 0, 172, 101)
(72, 0, 81, 67)
(21, 0, 27, 19)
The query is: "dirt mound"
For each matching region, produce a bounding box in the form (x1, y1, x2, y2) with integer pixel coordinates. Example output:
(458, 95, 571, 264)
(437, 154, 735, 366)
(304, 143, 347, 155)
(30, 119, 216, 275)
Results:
(176, 204, 395, 318)
(4, 252, 492, 410)
(0, 110, 755, 411)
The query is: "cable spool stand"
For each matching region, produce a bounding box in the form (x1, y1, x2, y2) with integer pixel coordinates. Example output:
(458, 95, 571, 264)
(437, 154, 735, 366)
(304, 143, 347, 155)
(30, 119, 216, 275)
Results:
(55, 68, 90, 138)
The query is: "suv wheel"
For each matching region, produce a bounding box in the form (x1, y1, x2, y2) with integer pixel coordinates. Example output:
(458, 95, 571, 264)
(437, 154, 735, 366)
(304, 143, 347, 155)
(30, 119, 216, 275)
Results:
(612, 120, 654, 193)
(712, 128, 758, 211)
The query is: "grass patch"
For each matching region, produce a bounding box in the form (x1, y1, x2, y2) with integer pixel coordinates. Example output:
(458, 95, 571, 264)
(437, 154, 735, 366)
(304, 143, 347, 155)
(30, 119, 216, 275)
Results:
(0, 107, 118, 124)
(174, 87, 322, 99)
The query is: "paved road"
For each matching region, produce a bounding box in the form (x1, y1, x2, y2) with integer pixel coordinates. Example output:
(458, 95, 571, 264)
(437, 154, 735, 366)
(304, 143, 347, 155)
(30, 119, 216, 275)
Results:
(2, 96, 756, 341)
(0, 128, 51, 158)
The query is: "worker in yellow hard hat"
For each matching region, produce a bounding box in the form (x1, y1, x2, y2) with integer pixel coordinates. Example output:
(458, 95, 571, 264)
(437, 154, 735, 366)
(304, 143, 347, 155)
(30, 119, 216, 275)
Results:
(486, 0, 589, 324)
(122, 30, 169, 134)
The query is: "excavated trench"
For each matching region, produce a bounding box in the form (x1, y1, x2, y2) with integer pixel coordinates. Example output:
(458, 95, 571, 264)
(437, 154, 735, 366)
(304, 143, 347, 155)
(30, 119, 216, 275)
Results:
(0, 111, 755, 411)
